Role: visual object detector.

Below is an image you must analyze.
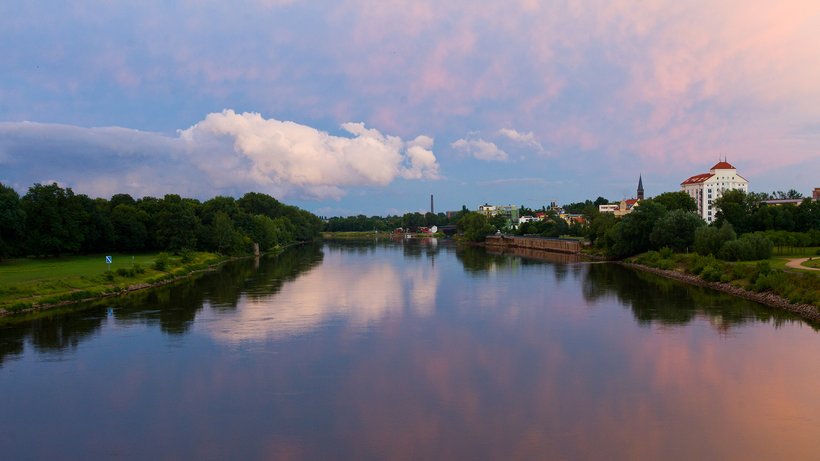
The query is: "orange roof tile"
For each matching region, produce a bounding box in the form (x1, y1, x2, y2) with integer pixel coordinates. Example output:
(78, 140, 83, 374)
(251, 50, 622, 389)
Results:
(710, 161, 735, 170)
(681, 173, 713, 185)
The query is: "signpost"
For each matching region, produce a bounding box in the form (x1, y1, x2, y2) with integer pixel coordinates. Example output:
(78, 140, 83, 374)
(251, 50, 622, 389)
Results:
(105, 255, 112, 271)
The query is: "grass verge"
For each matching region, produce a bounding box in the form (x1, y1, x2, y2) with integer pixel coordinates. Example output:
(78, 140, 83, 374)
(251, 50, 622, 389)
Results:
(0, 252, 224, 314)
(628, 250, 819, 309)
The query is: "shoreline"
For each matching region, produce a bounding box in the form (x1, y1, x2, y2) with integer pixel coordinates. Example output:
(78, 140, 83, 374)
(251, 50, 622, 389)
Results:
(1, 258, 230, 318)
(0, 243, 306, 319)
(622, 262, 820, 324)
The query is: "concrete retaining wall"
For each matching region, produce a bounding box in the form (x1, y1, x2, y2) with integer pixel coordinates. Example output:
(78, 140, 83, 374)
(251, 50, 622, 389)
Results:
(485, 235, 581, 254)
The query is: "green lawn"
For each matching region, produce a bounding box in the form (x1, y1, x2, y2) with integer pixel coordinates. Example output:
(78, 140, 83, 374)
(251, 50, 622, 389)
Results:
(767, 247, 820, 272)
(0, 252, 222, 313)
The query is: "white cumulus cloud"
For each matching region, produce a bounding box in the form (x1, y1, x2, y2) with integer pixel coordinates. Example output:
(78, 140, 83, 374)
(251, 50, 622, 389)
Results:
(0, 110, 440, 200)
(497, 128, 544, 151)
(451, 138, 508, 161)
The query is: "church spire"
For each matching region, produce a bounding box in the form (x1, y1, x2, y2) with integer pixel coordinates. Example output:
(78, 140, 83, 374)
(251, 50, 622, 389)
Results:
(637, 174, 644, 200)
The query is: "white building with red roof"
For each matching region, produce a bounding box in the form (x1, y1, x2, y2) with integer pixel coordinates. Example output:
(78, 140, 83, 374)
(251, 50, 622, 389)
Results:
(681, 160, 748, 223)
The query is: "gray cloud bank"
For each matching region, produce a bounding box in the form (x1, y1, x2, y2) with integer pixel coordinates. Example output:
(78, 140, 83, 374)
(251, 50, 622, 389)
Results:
(0, 110, 440, 199)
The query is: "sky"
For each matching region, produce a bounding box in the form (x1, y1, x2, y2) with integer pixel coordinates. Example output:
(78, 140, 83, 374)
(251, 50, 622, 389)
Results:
(1, 1, 819, 217)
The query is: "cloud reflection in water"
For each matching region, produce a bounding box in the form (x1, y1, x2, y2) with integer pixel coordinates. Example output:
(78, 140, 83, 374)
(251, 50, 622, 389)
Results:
(197, 248, 439, 343)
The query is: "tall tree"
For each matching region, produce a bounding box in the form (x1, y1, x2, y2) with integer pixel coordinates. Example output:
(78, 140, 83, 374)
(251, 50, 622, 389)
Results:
(21, 183, 85, 256)
(154, 195, 200, 252)
(649, 209, 704, 251)
(0, 183, 26, 259)
(652, 191, 697, 212)
(608, 200, 667, 258)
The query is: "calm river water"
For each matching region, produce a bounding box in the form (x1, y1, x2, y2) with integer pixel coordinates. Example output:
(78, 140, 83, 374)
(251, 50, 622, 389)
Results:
(1, 240, 819, 460)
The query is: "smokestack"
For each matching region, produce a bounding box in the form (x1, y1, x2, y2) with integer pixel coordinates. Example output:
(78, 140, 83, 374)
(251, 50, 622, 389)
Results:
(431, 194, 434, 214)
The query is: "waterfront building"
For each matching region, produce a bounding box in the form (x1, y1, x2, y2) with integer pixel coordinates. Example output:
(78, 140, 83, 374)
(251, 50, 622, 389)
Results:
(680, 160, 748, 223)
(478, 204, 520, 223)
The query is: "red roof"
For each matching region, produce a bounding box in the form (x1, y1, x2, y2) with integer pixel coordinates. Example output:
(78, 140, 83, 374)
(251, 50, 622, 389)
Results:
(710, 161, 736, 170)
(681, 173, 713, 185)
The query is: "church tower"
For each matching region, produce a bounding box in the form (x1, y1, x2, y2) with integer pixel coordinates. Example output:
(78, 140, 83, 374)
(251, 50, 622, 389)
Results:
(637, 175, 644, 200)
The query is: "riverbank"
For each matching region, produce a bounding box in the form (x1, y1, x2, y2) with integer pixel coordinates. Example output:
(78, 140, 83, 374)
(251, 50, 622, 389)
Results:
(623, 254, 820, 324)
(0, 252, 229, 316)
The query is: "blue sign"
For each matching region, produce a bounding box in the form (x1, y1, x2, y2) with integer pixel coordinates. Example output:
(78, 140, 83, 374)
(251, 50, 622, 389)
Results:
(105, 256, 112, 264)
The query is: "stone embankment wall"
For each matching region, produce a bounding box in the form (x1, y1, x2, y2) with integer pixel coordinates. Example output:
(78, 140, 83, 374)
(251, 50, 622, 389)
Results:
(485, 235, 581, 254)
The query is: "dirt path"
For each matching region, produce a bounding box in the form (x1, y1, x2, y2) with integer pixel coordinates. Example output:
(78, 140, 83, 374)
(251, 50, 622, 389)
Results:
(785, 258, 820, 271)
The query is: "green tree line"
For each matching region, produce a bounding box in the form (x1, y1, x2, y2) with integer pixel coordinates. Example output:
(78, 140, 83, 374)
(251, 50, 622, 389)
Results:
(586, 190, 820, 260)
(0, 182, 323, 259)
(323, 210, 465, 232)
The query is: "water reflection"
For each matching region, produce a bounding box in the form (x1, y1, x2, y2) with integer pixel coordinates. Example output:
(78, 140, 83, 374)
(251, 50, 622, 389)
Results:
(197, 244, 440, 343)
(0, 245, 323, 366)
(581, 262, 810, 331)
(2, 242, 820, 460)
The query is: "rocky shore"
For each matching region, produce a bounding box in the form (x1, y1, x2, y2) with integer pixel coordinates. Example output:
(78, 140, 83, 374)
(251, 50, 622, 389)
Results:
(622, 262, 820, 324)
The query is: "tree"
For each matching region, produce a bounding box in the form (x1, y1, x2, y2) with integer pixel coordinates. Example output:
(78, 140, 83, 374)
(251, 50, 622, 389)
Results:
(694, 222, 736, 256)
(21, 183, 85, 256)
(714, 190, 767, 235)
(154, 194, 200, 252)
(608, 200, 667, 259)
(649, 210, 704, 251)
(238, 192, 283, 218)
(0, 183, 26, 259)
(208, 211, 244, 255)
(457, 212, 494, 242)
(652, 191, 697, 212)
(111, 204, 149, 251)
(76, 195, 114, 253)
(772, 189, 803, 199)
(586, 211, 616, 247)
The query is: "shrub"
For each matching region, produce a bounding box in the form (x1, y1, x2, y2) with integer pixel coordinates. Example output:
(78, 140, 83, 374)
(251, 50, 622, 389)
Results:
(659, 247, 673, 259)
(179, 249, 194, 264)
(132, 263, 145, 274)
(701, 264, 723, 282)
(103, 271, 115, 282)
(153, 252, 170, 271)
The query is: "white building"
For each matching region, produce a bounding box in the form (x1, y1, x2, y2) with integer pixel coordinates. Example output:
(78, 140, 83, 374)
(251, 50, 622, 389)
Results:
(681, 160, 749, 223)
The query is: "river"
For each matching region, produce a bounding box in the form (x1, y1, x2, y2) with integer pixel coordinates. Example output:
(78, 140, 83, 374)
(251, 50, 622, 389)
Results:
(1, 240, 819, 460)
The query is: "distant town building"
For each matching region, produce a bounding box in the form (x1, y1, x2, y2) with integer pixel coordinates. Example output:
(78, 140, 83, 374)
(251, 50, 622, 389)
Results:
(598, 176, 643, 216)
(681, 160, 748, 223)
(637, 174, 644, 200)
(478, 204, 520, 222)
(814, 187, 820, 201)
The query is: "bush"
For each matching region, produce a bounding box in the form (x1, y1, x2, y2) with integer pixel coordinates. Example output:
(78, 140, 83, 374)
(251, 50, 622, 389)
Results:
(153, 252, 170, 271)
(103, 271, 115, 282)
(179, 249, 194, 264)
(133, 263, 145, 274)
(687, 254, 715, 275)
(700, 263, 723, 282)
(717, 233, 772, 261)
(659, 247, 673, 259)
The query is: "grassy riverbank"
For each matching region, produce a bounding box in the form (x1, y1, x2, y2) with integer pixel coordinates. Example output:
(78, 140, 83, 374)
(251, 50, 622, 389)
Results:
(628, 250, 820, 310)
(0, 252, 224, 314)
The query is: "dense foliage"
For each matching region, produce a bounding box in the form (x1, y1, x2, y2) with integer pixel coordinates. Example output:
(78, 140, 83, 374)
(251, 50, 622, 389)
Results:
(457, 212, 495, 242)
(583, 189, 818, 260)
(0, 182, 322, 258)
(323, 210, 462, 232)
(632, 251, 820, 307)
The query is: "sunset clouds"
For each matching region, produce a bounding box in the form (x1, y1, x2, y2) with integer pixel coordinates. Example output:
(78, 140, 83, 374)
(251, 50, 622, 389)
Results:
(0, 111, 440, 200)
(1, 0, 819, 212)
